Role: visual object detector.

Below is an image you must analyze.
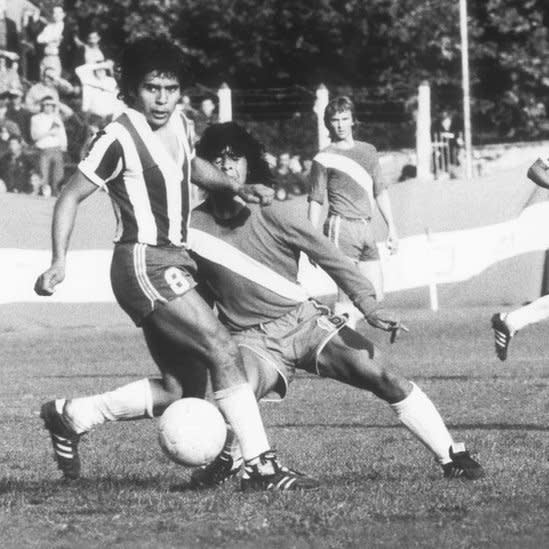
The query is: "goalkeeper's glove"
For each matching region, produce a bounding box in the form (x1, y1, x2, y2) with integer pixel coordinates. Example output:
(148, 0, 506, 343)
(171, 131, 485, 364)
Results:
(365, 310, 409, 343)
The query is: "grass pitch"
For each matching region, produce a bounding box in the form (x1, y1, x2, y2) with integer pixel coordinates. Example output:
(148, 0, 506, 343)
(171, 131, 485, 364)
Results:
(0, 305, 547, 548)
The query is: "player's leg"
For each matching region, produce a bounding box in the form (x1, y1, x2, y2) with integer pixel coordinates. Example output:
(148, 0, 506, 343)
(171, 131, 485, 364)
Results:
(190, 343, 284, 488)
(357, 259, 384, 302)
(146, 291, 317, 491)
(318, 326, 484, 479)
(492, 294, 549, 360)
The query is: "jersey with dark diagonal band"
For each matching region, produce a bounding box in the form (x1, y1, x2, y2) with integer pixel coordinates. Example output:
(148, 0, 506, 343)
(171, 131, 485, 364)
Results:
(189, 199, 378, 331)
(308, 141, 387, 219)
(79, 108, 195, 246)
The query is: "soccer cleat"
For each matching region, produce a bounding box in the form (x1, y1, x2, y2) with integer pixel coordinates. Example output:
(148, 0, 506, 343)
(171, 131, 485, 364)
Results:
(491, 313, 513, 361)
(240, 450, 320, 492)
(189, 451, 242, 488)
(442, 444, 484, 480)
(40, 400, 81, 480)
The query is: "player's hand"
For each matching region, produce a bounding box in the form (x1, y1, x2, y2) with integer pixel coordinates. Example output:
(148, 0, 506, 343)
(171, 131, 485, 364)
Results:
(386, 231, 399, 255)
(34, 264, 65, 296)
(366, 310, 409, 343)
(238, 184, 275, 205)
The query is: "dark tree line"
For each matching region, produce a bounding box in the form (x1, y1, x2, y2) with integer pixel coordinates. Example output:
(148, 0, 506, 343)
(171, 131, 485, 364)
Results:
(64, 0, 549, 140)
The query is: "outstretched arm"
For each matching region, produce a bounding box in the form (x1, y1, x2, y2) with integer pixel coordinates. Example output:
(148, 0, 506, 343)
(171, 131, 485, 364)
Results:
(191, 156, 273, 204)
(34, 171, 98, 295)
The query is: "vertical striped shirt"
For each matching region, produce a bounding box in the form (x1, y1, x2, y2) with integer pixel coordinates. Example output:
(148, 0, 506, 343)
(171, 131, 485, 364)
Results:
(79, 108, 195, 246)
(308, 141, 386, 219)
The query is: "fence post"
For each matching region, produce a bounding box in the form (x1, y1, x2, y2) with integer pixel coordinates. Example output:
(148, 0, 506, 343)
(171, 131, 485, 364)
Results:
(217, 83, 232, 122)
(416, 81, 432, 180)
(314, 84, 330, 151)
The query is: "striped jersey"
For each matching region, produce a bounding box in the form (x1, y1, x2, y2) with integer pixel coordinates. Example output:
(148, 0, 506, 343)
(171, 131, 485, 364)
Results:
(189, 200, 378, 331)
(79, 108, 195, 246)
(308, 141, 386, 219)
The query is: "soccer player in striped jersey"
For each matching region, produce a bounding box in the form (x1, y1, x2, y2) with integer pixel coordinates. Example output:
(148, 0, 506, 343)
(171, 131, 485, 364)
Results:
(34, 37, 316, 491)
(188, 122, 484, 488)
(308, 96, 399, 327)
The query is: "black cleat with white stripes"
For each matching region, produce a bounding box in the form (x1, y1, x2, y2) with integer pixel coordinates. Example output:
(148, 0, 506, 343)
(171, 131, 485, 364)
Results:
(491, 313, 513, 361)
(241, 450, 319, 492)
(40, 400, 81, 480)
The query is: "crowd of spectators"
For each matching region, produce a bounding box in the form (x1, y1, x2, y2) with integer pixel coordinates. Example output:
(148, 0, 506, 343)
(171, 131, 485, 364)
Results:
(0, 2, 314, 200)
(0, 2, 120, 197)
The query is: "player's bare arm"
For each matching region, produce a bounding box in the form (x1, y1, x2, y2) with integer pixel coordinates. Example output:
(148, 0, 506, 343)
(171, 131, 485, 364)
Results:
(34, 171, 98, 296)
(375, 189, 399, 254)
(191, 156, 273, 205)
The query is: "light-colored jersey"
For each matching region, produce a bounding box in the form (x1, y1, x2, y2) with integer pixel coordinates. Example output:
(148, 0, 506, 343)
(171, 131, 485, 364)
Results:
(190, 200, 378, 331)
(79, 108, 195, 246)
(308, 141, 386, 219)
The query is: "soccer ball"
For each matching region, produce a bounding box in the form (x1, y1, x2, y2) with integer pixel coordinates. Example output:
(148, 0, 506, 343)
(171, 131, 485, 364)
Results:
(158, 398, 227, 467)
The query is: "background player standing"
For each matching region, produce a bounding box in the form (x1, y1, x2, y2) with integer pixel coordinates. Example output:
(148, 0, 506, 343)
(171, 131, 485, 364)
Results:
(34, 36, 315, 491)
(308, 96, 399, 327)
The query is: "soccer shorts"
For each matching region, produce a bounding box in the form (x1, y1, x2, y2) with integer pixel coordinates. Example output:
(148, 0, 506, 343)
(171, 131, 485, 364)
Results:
(232, 300, 347, 400)
(324, 214, 380, 262)
(111, 243, 197, 326)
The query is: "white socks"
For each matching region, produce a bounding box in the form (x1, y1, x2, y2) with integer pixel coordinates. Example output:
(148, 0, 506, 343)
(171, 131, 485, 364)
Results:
(505, 295, 549, 333)
(214, 383, 270, 462)
(390, 382, 454, 465)
(63, 378, 154, 435)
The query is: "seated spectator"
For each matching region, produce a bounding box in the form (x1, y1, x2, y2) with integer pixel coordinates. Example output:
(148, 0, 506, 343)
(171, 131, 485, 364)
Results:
(0, 50, 21, 95)
(0, 0, 21, 59)
(75, 59, 123, 121)
(296, 157, 313, 194)
(0, 123, 10, 156)
(272, 151, 302, 200)
(30, 95, 67, 196)
(25, 66, 75, 118)
(21, 6, 46, 82)
(6, 87, 32, 143)
(0, 134, 37, 193)
(0, 93, 22, 138)
(74, 30, 105, 66)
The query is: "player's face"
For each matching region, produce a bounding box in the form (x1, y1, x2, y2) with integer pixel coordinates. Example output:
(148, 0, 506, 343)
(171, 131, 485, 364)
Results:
(213, 147, 248, 186)
(328, 110, 354, 141)
(135, 72, 181, 129)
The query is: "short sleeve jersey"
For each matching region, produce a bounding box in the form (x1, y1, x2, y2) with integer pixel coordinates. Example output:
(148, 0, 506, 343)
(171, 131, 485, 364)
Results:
(308, 141, 387, 219)
(79, 108, 195, 246)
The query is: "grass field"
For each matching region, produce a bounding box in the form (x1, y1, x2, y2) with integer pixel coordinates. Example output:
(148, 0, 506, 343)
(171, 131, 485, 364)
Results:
(0, 305, 548, 548)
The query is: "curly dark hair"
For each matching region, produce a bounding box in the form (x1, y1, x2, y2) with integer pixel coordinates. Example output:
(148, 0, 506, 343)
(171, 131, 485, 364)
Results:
(196, 122, 274, 185)
(118, 36, 187, 107)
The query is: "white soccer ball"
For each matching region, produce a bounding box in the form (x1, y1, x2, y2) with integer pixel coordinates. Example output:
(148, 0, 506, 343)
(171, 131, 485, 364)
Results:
(158, 398, 227, 467)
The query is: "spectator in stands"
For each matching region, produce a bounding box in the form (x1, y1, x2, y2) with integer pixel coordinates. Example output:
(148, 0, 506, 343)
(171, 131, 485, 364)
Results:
(193, 95, 218, 140)
(273, 151, 302, 199)
(21, 6, 46, 81)
(75, 59, 123, 122)
(74, 30, 105, 66)
(0, 92, 22, 138)
(0, 50, 21, 95)
(296, 157, 313, 194)
(431, 109, 463, 166)
(35, 4, 77, 78)
(0, 134, 36, 193)
(6, 87, 32, 143)
(30, 95, 67, 196)
(0, 0, 21, 58)
(25, 66, 75, 118)
(0, 123, 10, 156)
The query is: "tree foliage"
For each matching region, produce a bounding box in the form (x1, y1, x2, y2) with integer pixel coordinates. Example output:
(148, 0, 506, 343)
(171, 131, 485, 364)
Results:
(68, 0, 549, 139)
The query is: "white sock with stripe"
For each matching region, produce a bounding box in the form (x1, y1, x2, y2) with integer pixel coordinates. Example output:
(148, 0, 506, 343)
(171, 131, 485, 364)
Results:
(63, 378, 154, 435)
(214, 383, 270, 463)
(505, 295, 549, 333)
(390, 382, 454, 465)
